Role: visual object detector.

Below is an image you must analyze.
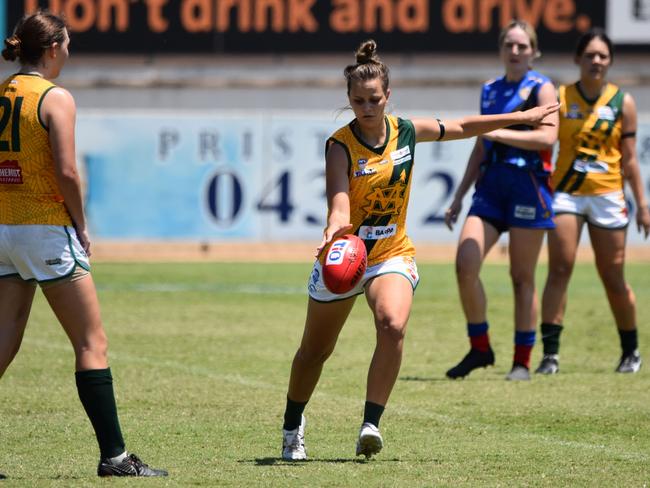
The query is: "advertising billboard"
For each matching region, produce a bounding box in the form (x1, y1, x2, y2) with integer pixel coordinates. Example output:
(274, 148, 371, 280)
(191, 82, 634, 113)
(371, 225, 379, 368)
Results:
(76, 110, 650, 245)
(7, 0, 610, 54)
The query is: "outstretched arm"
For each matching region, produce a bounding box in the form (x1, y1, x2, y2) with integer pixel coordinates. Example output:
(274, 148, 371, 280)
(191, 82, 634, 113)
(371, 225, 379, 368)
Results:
(482, 82, 559, 150)
(413, 102, 559, 143)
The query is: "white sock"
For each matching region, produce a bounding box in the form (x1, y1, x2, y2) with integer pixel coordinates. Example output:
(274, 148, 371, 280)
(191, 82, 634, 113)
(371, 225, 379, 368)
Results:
(109, 451, 128, 464)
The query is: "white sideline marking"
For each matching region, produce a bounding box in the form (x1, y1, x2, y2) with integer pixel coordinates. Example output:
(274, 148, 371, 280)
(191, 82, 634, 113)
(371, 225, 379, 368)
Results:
(20, 338, 649, 463)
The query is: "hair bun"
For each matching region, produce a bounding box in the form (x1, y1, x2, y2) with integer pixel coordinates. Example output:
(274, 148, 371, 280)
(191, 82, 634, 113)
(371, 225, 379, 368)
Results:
(355, 39, 378, 64)
(2, 35, 21, 61)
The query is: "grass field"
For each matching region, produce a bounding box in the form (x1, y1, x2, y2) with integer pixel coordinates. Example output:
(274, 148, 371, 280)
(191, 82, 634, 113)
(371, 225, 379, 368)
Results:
(1, 261, 649, 487)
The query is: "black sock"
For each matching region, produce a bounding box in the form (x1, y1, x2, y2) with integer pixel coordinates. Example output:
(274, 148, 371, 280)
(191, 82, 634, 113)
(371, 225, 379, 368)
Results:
(540, 323, 563, 355)
(363, 401, 385, 428)
(618, 329, 638, 356)
(75, 368, 126, 459)
(283, 397, 307, 431)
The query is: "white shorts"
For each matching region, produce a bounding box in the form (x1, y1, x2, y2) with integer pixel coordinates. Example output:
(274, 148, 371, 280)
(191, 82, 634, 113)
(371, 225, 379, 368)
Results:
(0, 225, 90, 283)
(552, 190, 629, 229)
(308, 255, 419, 302)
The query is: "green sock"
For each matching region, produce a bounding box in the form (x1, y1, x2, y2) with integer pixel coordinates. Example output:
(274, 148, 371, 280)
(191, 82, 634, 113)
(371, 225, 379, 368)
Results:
(75, 368, 126, 459)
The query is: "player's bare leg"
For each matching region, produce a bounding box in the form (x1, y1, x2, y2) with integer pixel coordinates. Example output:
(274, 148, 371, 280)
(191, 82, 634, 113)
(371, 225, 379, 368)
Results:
(506, 227, 545, 380)
(447, 217, 500, 379)
(537, 214, 583, 374)
(354, 274, 412, 458)
(283, 297, 356, 460)
(0, 277, 36, 378)
(589, 225, 641, 373)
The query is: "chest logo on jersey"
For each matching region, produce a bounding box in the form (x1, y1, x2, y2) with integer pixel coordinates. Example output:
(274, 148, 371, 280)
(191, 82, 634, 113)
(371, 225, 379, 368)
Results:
(363, 180, 406, 216)
(518, 86, 532, 101)
(566, 103, 583, 119)
(390, 146, 412, 166)
(0, 160, 23, 184)
(354, 159, 377, 177)
(483, 89, 498, 109)
(354, 167, 377, 177)
(597, 106, 617, 121)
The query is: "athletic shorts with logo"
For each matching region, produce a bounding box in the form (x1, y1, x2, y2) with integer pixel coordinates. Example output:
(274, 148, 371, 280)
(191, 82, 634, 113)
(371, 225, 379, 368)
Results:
(552, 190, 629, 229)
(0, 225, 90, 283)
(308, 255, 419, 303)
(469, 163, 555, 230)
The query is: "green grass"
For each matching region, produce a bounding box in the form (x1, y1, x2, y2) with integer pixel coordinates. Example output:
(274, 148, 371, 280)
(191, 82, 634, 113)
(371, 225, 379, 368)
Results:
(1, 262, 649, 486)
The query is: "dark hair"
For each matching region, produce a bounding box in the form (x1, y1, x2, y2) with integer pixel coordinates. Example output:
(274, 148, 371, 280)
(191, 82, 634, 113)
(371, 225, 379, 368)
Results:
(2, 11, 67, 65)
(498, 19, 540, 58)
(575, 27, 613, 62)
(343, 39, 390, 95)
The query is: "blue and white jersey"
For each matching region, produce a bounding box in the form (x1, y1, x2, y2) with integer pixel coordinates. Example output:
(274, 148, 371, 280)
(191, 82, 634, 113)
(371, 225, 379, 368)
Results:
(480, 70, 552, 173)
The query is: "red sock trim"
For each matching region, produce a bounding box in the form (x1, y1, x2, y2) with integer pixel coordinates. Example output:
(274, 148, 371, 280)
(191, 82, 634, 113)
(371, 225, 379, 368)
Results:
(514, 344, 533, 368)
(470, 334, 490, 353)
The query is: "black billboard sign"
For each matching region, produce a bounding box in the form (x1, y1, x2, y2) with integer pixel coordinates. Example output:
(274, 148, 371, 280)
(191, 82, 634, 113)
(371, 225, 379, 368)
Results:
(8, 0, 610, 54)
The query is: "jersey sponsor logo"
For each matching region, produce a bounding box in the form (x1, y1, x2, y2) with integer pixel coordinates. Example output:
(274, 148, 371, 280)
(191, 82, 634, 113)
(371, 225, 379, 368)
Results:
(514, 205, 536, 220)
(390, 146, 412, 166)
(483, 89, 498, 109)
(597, 106, 616, 121)
(357, 158, 368, 169)
(566, 103, 583, 119)
(359, 224, 397, 240)
(573, 159, 608, 174)
(0, 160, 23, 184)
(325, 239, 350, 265)
(354, 167, 377, 177)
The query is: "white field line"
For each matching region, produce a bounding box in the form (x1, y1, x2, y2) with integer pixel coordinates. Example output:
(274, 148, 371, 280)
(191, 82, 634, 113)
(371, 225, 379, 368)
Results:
(20, 337, 648, 463)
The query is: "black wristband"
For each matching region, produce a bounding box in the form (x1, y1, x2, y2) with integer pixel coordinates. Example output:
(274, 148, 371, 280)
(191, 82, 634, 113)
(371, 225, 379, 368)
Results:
(622, 132, 636, 139)
(436, 118, 445, 141)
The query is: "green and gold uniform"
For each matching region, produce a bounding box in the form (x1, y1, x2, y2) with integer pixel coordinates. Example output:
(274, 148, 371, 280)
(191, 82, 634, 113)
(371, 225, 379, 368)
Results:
(325, 115, 416, 267)
(552, 82, 625, 195)
(0, 74, 71, 225)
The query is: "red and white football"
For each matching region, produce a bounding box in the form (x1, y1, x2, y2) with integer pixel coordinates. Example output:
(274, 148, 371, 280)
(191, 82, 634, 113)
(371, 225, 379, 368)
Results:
(323, 234, 367, 294)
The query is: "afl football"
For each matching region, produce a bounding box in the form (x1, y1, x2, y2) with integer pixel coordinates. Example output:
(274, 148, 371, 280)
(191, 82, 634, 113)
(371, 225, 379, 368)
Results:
(323, 234, 367, 294)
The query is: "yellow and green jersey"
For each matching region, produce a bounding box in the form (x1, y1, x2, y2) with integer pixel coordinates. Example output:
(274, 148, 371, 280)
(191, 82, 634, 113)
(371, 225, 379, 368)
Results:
(0, 74, 72, 225)
(325, 115, 416, 267)
(552, 82, 625, 195)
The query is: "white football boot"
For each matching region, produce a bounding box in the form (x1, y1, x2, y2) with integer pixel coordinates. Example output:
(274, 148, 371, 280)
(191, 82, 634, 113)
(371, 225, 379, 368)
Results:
(355, 422, 383, 459)
(505, 364, 531, 381)
(282, 415, 307, 461)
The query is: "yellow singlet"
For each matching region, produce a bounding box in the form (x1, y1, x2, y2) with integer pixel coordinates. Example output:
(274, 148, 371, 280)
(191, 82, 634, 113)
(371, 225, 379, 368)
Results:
(0, 74, 72, 225)
(325, 115, 416, 267)
(552, 82, 625, 195)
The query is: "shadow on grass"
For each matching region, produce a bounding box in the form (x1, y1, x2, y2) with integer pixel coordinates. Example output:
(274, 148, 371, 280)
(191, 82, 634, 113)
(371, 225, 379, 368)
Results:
(400, 373, 507, 382)
(399, 375, 448, 382)
(249, 457, 402, 466)
(0, 475, 86, 481)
